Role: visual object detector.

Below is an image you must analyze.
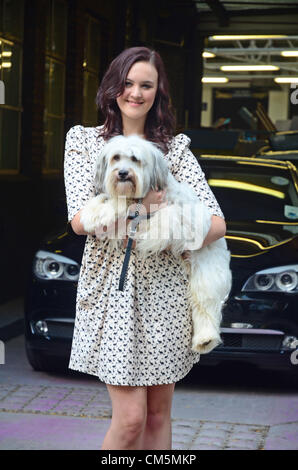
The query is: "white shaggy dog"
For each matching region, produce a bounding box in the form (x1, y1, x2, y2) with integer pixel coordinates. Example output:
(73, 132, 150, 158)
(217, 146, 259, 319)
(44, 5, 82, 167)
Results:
(80, 135, 232, 354)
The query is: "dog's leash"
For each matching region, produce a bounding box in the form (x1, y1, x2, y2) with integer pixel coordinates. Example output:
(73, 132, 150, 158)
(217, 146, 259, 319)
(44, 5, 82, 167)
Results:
(118, 199, 144, 291)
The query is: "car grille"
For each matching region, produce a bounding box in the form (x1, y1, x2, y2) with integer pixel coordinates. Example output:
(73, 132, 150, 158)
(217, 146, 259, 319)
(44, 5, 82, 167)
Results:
(218, 328, 284, 351)
(40, 322, 284, 352)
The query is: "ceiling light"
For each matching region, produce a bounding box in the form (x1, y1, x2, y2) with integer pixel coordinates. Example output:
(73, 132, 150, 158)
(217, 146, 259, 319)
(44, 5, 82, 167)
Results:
(274, 77, 298, 83)
(281, 51, 298, 57)
(221, 65, 279, 72)
(202, 77, 229, 83)
(210, 35, 287, 40)
(202, 51, 215, 58)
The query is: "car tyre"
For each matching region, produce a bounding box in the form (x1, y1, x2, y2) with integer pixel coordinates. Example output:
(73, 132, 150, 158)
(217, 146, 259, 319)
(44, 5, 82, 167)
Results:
(25, 344, 69, 373)
(284, 369, 298, 388)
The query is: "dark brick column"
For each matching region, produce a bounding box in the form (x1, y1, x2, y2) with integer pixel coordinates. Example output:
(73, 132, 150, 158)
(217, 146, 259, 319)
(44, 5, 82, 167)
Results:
(64, 0, 85, 133)
(20, 0, 47, 177)
(184, 20, 204, 129)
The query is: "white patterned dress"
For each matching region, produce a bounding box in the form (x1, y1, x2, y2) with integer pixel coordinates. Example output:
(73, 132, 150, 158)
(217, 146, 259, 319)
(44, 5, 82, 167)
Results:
(64, 125, 225, 386)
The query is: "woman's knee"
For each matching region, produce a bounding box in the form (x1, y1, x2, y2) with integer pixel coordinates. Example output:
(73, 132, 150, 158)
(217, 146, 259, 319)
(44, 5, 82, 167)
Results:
(115, 406, 147, 443)
(146, 383, 175, 431)
(146, 408, 171, 432)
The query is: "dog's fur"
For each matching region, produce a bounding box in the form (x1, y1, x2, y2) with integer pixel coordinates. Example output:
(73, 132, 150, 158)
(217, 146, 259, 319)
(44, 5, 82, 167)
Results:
(80, 135, 232, 354)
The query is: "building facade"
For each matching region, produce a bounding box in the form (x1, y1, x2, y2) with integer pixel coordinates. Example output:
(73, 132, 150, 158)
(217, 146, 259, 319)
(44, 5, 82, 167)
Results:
(0, 0, 201, 302)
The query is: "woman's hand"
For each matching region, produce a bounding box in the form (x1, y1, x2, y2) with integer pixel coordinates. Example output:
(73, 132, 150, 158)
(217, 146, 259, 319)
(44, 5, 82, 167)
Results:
(181, 251, 191, 261)
(142, 188, 167, 214)
(127, 188, 167, 218)
(123, 188, 167, 249)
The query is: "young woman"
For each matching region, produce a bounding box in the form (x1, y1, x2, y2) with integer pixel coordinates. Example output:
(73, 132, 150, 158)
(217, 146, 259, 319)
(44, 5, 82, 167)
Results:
(64, 46, 226, 450)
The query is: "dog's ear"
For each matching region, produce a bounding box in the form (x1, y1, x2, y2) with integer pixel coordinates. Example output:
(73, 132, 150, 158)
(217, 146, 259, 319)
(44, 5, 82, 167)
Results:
(150, 147, 169, 190)
(94, 152, 107, 194)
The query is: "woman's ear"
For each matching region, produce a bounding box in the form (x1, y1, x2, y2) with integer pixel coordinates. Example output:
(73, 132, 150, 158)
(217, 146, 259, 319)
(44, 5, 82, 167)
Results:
(94, 153, 107, 194)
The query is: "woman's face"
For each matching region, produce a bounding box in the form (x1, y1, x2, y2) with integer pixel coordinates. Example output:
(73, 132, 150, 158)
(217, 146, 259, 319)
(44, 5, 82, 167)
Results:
(116, 61, 158, 126)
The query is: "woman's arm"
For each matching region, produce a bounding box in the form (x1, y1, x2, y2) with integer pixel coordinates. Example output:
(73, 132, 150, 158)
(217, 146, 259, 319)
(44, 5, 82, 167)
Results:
(201, 215, 226, 248)
(182, 215, 226, 260)
(170, 137, 226, 255)
(70, 209, 98, 235)
(71, 208, 122, 237)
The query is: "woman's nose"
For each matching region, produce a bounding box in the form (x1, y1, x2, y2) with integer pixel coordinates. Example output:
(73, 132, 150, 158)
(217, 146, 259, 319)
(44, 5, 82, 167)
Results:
(130, 85, 142, 98)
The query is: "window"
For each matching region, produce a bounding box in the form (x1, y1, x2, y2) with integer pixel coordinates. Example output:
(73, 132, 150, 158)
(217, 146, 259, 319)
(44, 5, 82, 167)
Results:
(44, 0, 67, 172)
(0, 0, 24, 172)
(83, 15, 101, 127)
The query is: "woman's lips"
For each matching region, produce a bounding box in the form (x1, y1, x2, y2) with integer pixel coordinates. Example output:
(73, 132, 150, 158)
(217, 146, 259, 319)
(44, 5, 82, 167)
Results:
(127, 101, 143, 106)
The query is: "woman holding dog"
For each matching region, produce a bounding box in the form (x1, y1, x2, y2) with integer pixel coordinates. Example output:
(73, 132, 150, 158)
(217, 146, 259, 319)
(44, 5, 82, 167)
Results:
(64, 47, 226, 450)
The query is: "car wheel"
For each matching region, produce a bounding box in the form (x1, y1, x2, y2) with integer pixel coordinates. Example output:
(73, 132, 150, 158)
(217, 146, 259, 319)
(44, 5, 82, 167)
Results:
(25, 345, 69, 373)
(284, 369, 298, 388)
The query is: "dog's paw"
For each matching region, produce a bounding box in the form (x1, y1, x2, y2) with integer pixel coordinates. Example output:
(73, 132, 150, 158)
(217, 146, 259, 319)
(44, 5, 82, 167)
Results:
(97, 202, 116, 227)
(191, 332, 222, 354)
(80, 195, 116, 233)
(80, 207, 99, 233)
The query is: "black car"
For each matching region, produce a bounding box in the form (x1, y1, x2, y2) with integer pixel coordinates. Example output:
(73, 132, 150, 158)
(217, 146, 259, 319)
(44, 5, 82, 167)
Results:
(254, 150, 298, 166)
(24, 156, 298, 376)
(253, 130, 298, 165)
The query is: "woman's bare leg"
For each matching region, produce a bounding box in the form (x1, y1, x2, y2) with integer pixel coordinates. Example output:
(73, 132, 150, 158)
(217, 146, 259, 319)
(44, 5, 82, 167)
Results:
(101, 384, 147, 450)
(141, 383, 175, 450)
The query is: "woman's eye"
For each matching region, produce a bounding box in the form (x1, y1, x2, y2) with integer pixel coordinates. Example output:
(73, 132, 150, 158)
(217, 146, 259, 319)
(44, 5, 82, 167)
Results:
(124, 81, 151, 89)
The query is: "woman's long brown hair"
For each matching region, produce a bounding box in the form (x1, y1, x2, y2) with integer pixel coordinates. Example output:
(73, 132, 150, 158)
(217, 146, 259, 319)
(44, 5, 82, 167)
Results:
(95, 47, 176, 152)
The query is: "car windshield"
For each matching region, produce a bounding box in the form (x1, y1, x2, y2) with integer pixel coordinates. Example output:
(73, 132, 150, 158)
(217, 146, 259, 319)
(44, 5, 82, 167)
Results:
(206, 165, 298, 222)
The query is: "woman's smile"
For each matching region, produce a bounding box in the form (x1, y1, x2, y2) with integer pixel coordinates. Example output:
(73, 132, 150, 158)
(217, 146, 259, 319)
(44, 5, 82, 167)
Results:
(127, 100, 144, 106)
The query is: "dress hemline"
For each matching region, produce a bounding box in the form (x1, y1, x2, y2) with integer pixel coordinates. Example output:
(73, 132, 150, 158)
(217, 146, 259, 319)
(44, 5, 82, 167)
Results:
(68, 355, 200, 387)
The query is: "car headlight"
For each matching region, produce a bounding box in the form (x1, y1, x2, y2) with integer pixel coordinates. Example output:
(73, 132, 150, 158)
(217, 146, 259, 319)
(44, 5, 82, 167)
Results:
(242, 264, 298, 293)
(34, 250, 80, 281)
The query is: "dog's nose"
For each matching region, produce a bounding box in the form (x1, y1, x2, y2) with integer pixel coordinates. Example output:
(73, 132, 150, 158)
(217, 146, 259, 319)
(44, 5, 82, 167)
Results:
(118, 169, 129, 179)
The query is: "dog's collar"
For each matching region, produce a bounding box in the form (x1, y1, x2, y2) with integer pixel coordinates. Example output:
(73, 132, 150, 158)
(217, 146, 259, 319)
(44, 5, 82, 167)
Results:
(127, 198, 151, 220)
(127, 213, 151, 220)
(127, 201, 141, 219)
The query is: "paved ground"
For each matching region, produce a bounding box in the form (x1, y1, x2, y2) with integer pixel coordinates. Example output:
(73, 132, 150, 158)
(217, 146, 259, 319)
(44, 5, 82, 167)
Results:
(1, 334, 298, 450)
(0, 381, 271, 450)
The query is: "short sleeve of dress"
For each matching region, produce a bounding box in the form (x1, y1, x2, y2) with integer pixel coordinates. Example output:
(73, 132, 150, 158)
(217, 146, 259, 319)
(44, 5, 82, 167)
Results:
(168, 133, 225, 219)
(64, 125, 96, 222)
